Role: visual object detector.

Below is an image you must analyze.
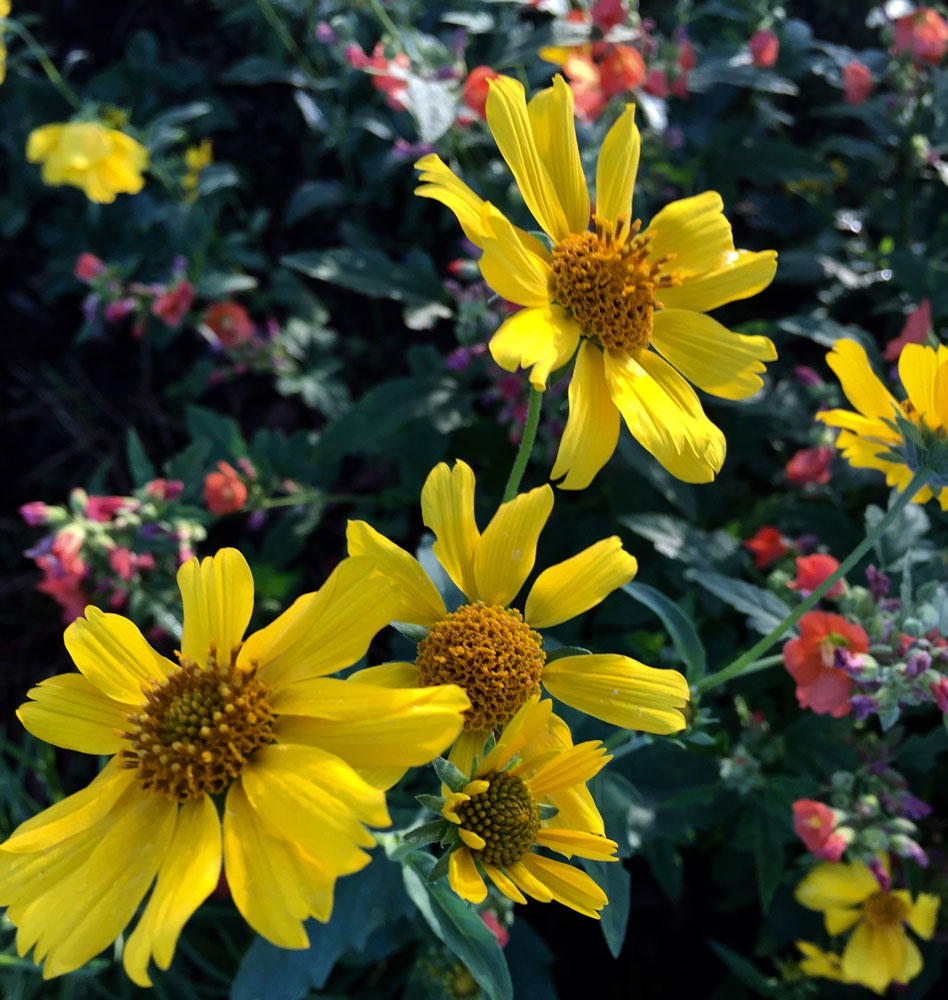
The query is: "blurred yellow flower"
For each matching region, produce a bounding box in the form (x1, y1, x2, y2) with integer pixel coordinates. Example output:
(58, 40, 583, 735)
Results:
(416, 75, 777, 487)
(817, 339, 948, 509)
(347, 459, 689, 776)
(0, 1, 10, 85)
(442, 697, 617, 917)
(0, 549, 469, 985)
(795, 857, 939, 994)
(183, 138, 213, 201)
(26, 121, 148, 203)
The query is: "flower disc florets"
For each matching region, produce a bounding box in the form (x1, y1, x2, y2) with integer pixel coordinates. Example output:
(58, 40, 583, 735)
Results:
(122, 645, 275, 801)
(455, 770, 541, 866)
(863, 892, 909, 929)
(415, 603, 545, 731)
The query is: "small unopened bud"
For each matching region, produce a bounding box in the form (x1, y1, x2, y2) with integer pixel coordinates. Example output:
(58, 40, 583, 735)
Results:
(890, 834, 928, 868)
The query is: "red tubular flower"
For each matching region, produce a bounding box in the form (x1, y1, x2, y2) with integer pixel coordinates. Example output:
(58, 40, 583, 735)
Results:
(462, 66, 500, 121)
(842, 59, 873, 105)
(152, 280, 195, 328)
(893, 7, 948, 65)
(788, 554, 843, 598)
(205, 302, 255, 348)
(749, 29, 779, 68)
(204, 461, 248, 515)
(85, 495, 134, 522)
(783, 611, 868, 717)
(744, 526, 788, 568)
(883, 299, 931, 361)
(786, 446, 834, 487)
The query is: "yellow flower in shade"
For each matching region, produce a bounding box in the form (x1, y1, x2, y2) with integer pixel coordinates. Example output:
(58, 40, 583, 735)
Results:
(441, 697, 618, 917)
(415, 75, 777, 487)
(183, 138, 213, 201)
(794, 857, 940, 994)
(795, 941, 850, 983)
(817, 339, 948, 509)
(0, 549, 469, 985)
(0, 1, 10, 85)
(26, 121, 148, 203)
(347, 459, 690, 775)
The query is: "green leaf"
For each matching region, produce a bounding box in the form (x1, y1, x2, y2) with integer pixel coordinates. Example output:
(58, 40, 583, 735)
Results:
(543, 645, 592, 662)
(642, 840, 683, 904)
(751, 807, 785, 912)
(403, 853, 513, 1000)
(416, 794, 447, 814)
(126, 428, 156, 484)
(537, 804, 559, 820)
(708, 941, 780, 997)
(425, 851, 452, 885)
(432, 757, 468, 793)
(186, 404, 247, 458)
(684, 570, 794, 636)
(585, 859, 629, 959)
(401, 820, 451, 847)
(392, 621, 429, 643)
(622, 582, 707, 682)
(283, 180, 347, 227)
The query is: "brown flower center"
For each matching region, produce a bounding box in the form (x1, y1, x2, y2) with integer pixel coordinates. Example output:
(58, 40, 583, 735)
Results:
(455, 770, 541, 867)
(122, 646, 275, 801)
(862, 891, 909, 929)
(550, 218, 678, 354)
(415, 603, 545, 731)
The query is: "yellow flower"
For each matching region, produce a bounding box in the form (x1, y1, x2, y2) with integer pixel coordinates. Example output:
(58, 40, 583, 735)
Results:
(347, 459, 690, 774)
(0, 549, 469, 985)
(183, 138, 213, 201)
(0, 1, 10, 85)
(26, 121, 148, 204)
(817, 339, 948, 509)
(794, 857, 940, 994)
(442, 697, 618, 917)
(795, 941, 851, 983)
(415, 75, 777, 487)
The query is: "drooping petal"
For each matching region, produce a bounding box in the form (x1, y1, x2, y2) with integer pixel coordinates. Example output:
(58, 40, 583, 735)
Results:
(527, 75, 590, 234)
(521, 741, 612, 796)
(534, 829, 618, 860)
(346, 519, 446, 627)
(541, 654, 689, 732)
(505, 859, 554, 902)
(899, 343, 941, 430)
(656, 249, 778, 312)
(485, 75, 570, 241)
(240, 557, 400, 688)
(643, 192, 733, 277)
(473, 484, 554, 607)
(483, 863, 527, 904)
(650, 308, 777, 400)
(64, 607, 174, 704)
(448, 848, 487, 903)
(479, 203, 555, 307)
(525, 536, 637, 629)
(551, 340, 620, 490)
(841, 922, 906, 995)
(414, 153, 490, 246)
(178, 548, 254, 663)
(488, 304, 581, 391)
(478, 696, 553, 774)
(794, 860, 879, 911)
(421, 459, 481, 601)
(594, 104, 639, 244)
(17, 673, 134, 755)
(520, 853, 607, 917)
(123, 795, 221, 987)
(823, 339, 898, 421)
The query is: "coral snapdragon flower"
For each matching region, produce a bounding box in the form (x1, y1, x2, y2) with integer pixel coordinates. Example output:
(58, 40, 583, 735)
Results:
(893, 7, 948, 65)
(416, 76, 777, 487)
(783, 610, 867, 717)
(204, 460, 247, 514)
(792, 799, 848, 861)
(744, 525, 788, 568)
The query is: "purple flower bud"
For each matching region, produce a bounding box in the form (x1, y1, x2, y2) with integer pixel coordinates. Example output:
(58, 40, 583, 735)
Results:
(834, 647, 864, 677)
(865, 564, 891, 600)
(867, 856, 890, 892)
(19, 502, 50, 526)
(82, 293, 100, 325)
(904, 651, 931, 678)
(849, 695, 877, 720)
(795, 533, 819, 554)
(315, 21, 335, 44)
(794, 364, 823, 387)
(898, 794, 932, 821)
(890, 834, 929, 868)
(881, 598, 901, 612)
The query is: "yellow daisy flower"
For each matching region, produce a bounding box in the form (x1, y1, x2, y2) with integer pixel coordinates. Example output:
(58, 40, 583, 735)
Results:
(795, 857, 940, 994)
(415, 74, 778, 488)
(441, 697, 618, 917)
(817, 339, 948, 509)
(0, 1, 10, 86)
(0, 549, 469, 986)
(26, 121, 148, 204)
(347, 459, 690, 773)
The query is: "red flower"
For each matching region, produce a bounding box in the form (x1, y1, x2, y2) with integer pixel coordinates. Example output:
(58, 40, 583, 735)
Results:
(744, 526, 788, 569)
(152, 280, 195, 328)
(670, 71, 690, 99)
(73, 253, 105, 282)
(109, 547, 134, 581)
(677, 41, 696, 72)
(462, 66, 500, 121)
(85, 495, 134, 522)
(599, 44, 646, 96)
(591, 0, 627, 32)
(930, 677, 948, 712)
(204, 461, 248, 514)
(749, 29, 779, 68)
(783, 611, 868, 717)
(788, 554, 843, 598)
(145, 478, 184, 500)
(359, 43, 411, 110)
(480, 911, 510, 948)
(842, 59, 873, 105)
(883, 299, 931, 362)
(19, 502, 51, 526)
(786, 446, 834, 487)
(643, 68, 669, 97)
(205, 302, 255, 348)
(562, 53, 608, 121)
(793, 800, 850, 861)
(893, 7, 948, 65)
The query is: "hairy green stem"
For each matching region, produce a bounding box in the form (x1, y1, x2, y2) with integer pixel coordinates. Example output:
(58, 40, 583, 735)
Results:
(4, 19, 82, 110)
(254, 0, 320, 81)
(365, 0, 414, 59)
(502, 387, 543, 502)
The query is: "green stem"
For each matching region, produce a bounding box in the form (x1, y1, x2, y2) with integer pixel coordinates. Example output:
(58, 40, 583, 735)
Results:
(365, 0, 414, 59)
(254, 0, 320, 81)
(258, 492, 362, 509)
(4, 20, 82, 111)
(502, 387, 542, 502)
(694, 467, 931, 697)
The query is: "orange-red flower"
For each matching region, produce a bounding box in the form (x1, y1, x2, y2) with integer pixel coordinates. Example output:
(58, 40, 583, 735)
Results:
(786, 446, 834, 487)
(598, 44, 645, 95)
(749, 29, 779, 68)
(883, 299, 931, 362)
(793, 799, 849, 861)
(204, 461, 248, 515)
(783, 611, 868, 717)
(152, 280, 194, 328)
(893, 7, 948, 65)
(842, 59, 873, 105)
(591, 0, 627, 32)
(462, 66, 500, 121)
(788, 554, 843, 598)
(205, 302, 255, 348)
(744, 526, 788, 569)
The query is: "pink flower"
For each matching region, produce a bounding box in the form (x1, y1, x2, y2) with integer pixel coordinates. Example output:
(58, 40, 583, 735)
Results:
(591, 0, 627, 32)
(893, 7, 948, 66)
(85, 495, 135, 522)
(883, 299, 931, 362)
(749, 29, 779, 68)
(480, 911, 509, 948)
(788, 554, 844, 598)
(842, 60, 873, 105)
(677, 41, 696, 72)
(930, 676, 948, 712)
(792, 800, 848, 860)
(104, 298, 136, 323)
(670, 71, 690, 99)
(643, 68, 669, 97)
(786, 446, 834, 487)
(73, 253, 105, 282)
(145, 478, 184, 500)
(151, 280, 195, 328)
(109, 547, 134, 581)
(19, 502, 50, 526)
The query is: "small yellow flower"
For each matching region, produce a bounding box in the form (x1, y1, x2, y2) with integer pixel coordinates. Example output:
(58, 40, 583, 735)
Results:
(183, 138, 213, 201)
(442, 697, 618, 917)
(0, 549, 469, 985)
(817, 339, 948, 509)
(416, 75, 777, 487)
(0, 1, 10, 85)
(795, 941, 850, 983)
(795, 857, 940, 994)
(348, 459, 690, 775)
(26, 121, 148, 204)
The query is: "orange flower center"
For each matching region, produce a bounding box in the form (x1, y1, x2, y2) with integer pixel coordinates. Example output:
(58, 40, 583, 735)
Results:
(414, 603, 545, 731)
(550, 217, 678, 354)
(122, 646, 275, 801)
(455, 770, 540, 866)
(862, 891, 909, 929)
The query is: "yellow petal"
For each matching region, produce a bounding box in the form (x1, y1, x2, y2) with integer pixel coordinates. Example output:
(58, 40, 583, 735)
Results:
(448, 848, 487, 903)
(524, 741, 612, 796)
(906, 892, 940, 939)
(17, 673, 133, 755)
(346, 519, 446, 627)
(899, 343, 941, 430)
(898, 936, 923, 986)
(934, 349, 948, 427)
(459, 828, 487, 850)
(485, 75, 570, 241)
(534, 829, 618, 860)
(841, 922, 905, 995)
(415, 153, 490, 246)
(489, 304, 581, 391)
(595, 104, 640, 243)
(550, 340, 620, 490)
(604, 348, 726, 483)
(824, 339, 898, 421)
(448, 728, 491, 778)
(64, 606, 174, 704)
(527, 76, 590, 234)
(656, 249, 778, 312)
(473, 484, 554, 607)
(650, 309, 777, 400)
(421, 459, 481, 601)
(824, 905, 862, 935)
(123, 796, 221, 987)
(483, 863, 527, 904)
(541, 653, 689, 732)
(505, 859, 554, 902)
(348, 661, 420, 688)
(479, 203, 554, 307)
(240, 557, 400, 688)
(795, 859, 879, 911)
(26, 125, 64, 163)
(178, 548, 253, 664)
(644, 192, 733, 277)
(521, 853, 608, 917)
(478, 696, 553, 774)
(525, 536, 637, 629)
